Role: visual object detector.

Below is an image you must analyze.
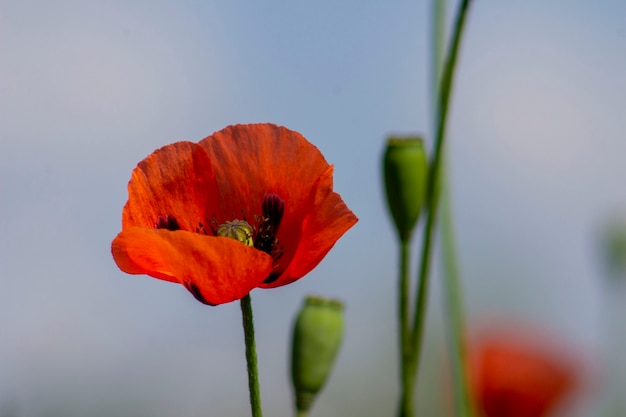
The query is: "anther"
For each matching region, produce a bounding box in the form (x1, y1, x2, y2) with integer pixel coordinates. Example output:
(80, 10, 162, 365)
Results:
(209, 215, 219, 236)
(196, 221, 208, 235)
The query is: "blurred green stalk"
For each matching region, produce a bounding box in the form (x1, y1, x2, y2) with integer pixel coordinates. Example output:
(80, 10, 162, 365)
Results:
(441, 172, 473, 417)
(433, 0, 475, 416)
(408, 0, 474, 411)
(431, 0, 446, 111)
(399, 239, 414, 417)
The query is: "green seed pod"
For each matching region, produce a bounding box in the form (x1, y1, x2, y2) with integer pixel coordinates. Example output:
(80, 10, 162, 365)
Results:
(383, 137, 428, 242)
(603, 219, 626, 280)
(291, 295, 345, 413)
(216, 219, 254, 247)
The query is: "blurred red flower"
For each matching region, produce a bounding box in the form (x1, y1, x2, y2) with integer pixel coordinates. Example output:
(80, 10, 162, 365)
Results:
(111, 123, 357, 305)
(468, 329, 578, 417)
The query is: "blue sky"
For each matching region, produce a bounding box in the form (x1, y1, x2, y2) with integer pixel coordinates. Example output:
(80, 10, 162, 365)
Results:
(2, 1, 626, 416)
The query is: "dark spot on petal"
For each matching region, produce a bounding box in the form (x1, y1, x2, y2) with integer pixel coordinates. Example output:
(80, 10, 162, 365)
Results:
(183, 281, 217, 306)
(263, 272, 281, 285)
(262, 193, 284, 232)
(155, 214, 181, 231)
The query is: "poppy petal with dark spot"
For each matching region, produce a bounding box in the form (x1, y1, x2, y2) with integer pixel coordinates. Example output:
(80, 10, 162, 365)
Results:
(262, 166, 358, 288)
(122, 141, 220, 232)
(111, 124, 357, 305)
(112, 228, 273, 305)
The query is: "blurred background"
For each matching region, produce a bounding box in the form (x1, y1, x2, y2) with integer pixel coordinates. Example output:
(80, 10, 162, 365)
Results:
(2, 0, 626, 416)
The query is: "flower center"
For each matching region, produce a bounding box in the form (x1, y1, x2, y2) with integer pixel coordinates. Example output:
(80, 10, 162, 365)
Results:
(155, 193, 285, 264)
(214, 194, 285, 263)
(216, 219, 254, 247)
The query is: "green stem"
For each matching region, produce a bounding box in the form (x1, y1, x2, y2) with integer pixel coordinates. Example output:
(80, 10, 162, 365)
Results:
(408, 0, 474, 378)
(398, 238, 414, 417)
(295, 410, 309, 417)
(441, 162, 474, 417)
(240, 294, 264, 417)
(432, 1, 474, 416)
(431, 0, 447, 124)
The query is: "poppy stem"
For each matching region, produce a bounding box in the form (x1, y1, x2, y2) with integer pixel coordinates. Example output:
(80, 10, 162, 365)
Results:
(398, 238, 414, 417)
(441, 163, 474, 417)
(431, 0, 474, 416)
(240, 294, 264, 417)
(409, 0, 474, 391)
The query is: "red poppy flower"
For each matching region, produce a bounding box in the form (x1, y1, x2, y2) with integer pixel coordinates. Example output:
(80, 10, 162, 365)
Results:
(111, 123, 358, 305)
(468, 329, 578, 417)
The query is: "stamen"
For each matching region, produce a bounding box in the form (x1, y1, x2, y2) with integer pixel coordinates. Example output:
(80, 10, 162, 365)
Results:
(208, 215, 219, 236)
(196, 222, 208, 235)
(253, 194, 285, 263)
(155, 214, 180, 231)
(199, 195, 286, 284)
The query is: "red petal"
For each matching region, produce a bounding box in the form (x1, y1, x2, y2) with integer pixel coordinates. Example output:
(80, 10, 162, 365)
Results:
(198, 124, 330, 226)
(111, 228, 273, 305)
(262, 166, 358, 288)
(122, 141, 220, 232)
(470, 333, 577, 417)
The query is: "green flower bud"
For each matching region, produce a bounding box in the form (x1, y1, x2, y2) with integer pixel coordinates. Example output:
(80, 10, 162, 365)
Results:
(603, 219, 626, 280)
(216, 219, 254, 247)
(383, 137, 428, 241)
(291, 295, 345, 413)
